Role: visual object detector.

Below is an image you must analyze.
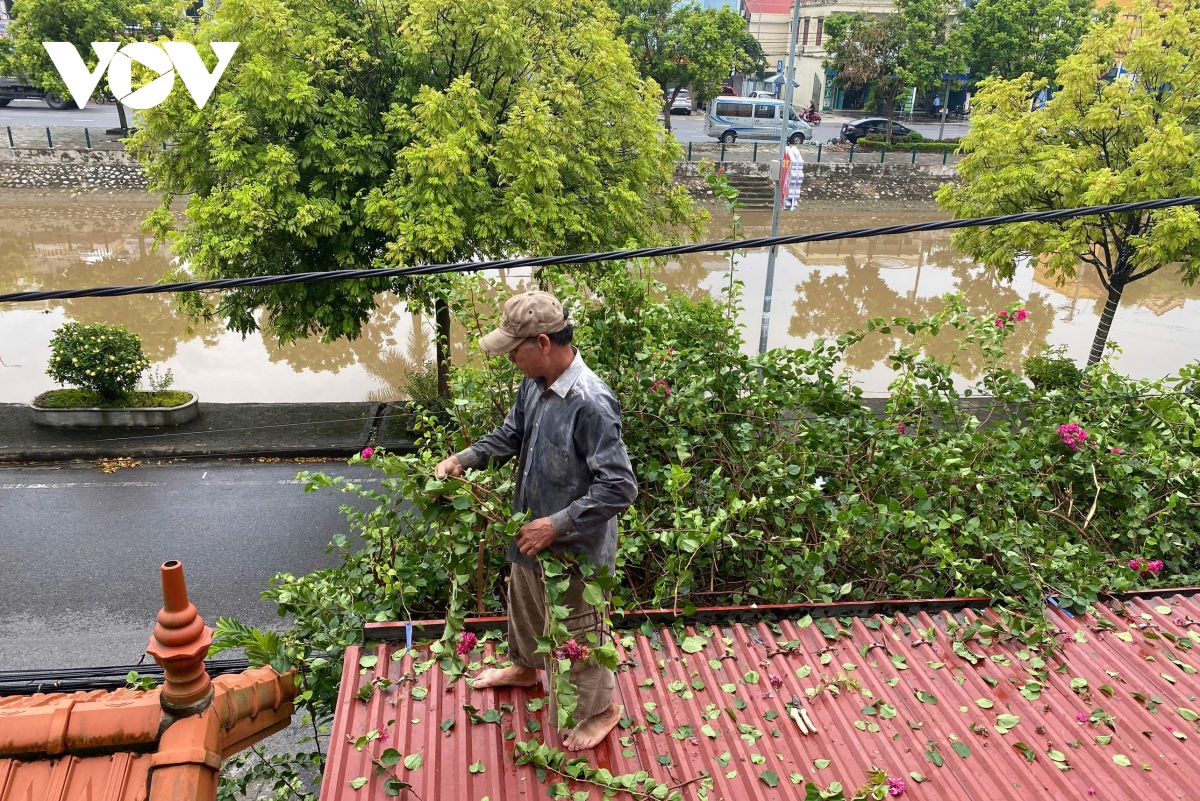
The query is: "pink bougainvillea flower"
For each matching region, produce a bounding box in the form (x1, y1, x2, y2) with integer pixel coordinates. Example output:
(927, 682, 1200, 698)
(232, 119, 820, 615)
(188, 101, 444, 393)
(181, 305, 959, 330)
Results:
(1058, 423, 1089, 451)
(380, 731, 389, 741)
(887, 777, 906, 796)
(1014, 309, 1029, 322)
(1088, 789, 1096, 796)
(897, 423, 906, 435)
(456, 631, 478, 657)
(1130, 559, 1142, 570)
(999, 310, 1009, 317)
(360, 447, 374, 459)
(1147, 559, 1164, 575)
(1110, 448, 1124, 454)
(668, 347, 675, 355)
(552, 639, 590, 663)
(995, 318, 1006, 328)
(769, 674, 783, 690)
(1077, 712, 1088, 723)
(651, 379, 672, 397)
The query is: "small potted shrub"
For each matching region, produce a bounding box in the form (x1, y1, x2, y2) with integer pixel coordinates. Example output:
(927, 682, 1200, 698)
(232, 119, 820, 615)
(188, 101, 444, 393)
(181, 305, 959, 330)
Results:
(1023, 346, 1084, 392)
(31, 322, 198, 428)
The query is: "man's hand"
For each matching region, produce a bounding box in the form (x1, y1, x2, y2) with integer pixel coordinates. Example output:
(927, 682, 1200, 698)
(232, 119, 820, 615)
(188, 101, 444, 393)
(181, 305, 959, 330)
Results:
(516, 517, 558, 557)
(435, 455, 464, 480)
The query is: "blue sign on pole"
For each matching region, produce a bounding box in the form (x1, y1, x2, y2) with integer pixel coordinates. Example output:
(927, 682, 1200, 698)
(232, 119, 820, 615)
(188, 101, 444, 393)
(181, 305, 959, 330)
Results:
(777, 60, 784, 73)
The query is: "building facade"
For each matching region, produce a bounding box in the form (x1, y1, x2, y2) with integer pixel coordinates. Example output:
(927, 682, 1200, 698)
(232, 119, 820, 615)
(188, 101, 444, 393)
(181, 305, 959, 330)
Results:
(740, 0, 897, 111)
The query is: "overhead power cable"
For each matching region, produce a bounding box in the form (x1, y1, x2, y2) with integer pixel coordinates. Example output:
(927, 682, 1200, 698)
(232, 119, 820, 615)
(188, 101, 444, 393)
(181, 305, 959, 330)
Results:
(0, 197, 1197, 305)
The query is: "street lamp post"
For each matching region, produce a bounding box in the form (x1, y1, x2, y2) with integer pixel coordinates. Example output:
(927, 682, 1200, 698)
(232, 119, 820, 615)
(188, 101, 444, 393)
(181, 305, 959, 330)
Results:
(757, 0, 803, 355)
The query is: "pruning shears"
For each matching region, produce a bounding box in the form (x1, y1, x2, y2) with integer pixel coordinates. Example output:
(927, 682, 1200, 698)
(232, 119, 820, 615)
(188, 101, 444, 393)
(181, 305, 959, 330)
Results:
(788, 695, 817, 735)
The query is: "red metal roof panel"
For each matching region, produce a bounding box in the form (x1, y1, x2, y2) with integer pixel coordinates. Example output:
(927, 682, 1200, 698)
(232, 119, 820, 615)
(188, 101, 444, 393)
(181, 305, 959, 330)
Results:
(322, 592, 1200, 800)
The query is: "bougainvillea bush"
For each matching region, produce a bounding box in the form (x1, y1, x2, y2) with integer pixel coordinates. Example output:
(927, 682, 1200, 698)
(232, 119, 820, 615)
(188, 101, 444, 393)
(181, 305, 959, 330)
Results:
(251, 263, 1200, 720)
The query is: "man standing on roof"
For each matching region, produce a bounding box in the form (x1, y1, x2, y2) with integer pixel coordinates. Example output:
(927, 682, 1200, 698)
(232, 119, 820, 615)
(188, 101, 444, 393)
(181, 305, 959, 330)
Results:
(435, 290, 638, 751)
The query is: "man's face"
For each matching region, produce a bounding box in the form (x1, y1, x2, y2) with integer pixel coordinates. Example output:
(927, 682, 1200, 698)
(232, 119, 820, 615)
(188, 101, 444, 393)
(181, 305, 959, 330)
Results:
(508, 335, 552, 379)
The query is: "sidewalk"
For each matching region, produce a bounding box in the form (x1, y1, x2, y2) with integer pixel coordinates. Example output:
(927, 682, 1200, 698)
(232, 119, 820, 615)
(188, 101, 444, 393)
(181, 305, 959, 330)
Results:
(0, 402, 397, 462)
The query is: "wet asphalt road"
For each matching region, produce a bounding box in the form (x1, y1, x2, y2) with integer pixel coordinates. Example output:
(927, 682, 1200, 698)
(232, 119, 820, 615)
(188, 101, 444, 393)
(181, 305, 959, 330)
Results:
(0, 459, 379, 670)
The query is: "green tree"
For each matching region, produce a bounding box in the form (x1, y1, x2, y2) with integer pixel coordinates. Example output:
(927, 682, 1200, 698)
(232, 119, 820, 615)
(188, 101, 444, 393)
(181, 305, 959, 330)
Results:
(0, 0, 180, 125)
(936, 1, 1200, 366)
(131, 0, 694, 394)
(612, 0, 763, 132)
(824, 0, 955, 141)
(952, 0, 1115, 88)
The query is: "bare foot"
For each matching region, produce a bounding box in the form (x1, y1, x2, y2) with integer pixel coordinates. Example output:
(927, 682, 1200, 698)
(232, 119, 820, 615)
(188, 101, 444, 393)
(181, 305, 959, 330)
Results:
(471, 664, 538, 689)
(562, 702, 621, 751)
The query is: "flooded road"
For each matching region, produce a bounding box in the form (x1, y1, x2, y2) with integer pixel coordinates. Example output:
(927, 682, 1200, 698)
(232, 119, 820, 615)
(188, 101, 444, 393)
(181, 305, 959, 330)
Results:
(2, 192, 1198, 402)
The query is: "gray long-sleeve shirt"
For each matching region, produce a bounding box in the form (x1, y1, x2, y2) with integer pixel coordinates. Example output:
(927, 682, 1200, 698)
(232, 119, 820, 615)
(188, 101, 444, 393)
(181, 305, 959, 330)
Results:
(454, 350, 637, 571)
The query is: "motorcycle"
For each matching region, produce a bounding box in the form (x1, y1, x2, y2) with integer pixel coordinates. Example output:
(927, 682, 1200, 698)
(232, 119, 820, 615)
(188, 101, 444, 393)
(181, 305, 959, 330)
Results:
(801, 108, 822, 126)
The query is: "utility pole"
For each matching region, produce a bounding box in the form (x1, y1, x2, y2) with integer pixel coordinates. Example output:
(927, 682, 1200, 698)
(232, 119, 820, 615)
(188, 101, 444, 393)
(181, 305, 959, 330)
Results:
(758, 0, 802, 355)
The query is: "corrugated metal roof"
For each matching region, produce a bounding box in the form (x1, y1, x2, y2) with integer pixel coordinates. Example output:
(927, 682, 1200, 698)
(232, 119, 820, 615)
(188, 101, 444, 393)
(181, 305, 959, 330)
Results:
(322, 592, 1200, 800)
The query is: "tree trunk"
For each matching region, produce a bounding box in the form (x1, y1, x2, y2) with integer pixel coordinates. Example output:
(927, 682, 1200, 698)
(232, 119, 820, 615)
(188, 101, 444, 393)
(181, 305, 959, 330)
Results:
(662, 97, 673, 133)
(435, 296, 451, 398)
(1087, 281, 1125, 366)
(116, 100, 129, 132)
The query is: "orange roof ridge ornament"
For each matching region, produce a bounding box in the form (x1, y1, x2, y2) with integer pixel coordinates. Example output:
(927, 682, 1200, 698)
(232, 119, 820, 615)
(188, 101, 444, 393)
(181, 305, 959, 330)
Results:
(146, 560, 214, 716)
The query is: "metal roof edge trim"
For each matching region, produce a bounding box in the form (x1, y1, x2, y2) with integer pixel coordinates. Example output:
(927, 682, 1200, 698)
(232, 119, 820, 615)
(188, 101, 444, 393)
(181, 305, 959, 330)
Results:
(362, 595, 995, 642)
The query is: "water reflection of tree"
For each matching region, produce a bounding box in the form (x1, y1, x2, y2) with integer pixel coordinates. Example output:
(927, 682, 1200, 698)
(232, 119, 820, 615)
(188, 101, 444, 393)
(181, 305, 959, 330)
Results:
(788, 242, 1056, 379)
(56, 257, 223, 362)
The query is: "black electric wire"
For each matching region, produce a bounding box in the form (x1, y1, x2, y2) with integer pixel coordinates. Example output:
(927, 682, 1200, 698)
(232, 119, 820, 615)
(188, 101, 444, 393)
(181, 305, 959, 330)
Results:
(1, 197, 1196, 304)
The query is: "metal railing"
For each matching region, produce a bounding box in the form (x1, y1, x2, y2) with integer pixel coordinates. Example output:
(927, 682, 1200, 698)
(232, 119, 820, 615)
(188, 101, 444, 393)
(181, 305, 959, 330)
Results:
(683, 139, 960, 167)
(3, 125, 127, 151)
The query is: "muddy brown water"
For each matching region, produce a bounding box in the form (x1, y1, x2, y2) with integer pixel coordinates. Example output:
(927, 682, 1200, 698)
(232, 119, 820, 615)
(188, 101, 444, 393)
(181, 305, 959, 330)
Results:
(2, 191, 1198, 402)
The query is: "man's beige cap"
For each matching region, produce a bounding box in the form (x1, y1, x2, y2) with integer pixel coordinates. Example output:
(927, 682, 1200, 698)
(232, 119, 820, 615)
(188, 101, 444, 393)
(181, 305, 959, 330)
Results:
(479, 290, 568, 356)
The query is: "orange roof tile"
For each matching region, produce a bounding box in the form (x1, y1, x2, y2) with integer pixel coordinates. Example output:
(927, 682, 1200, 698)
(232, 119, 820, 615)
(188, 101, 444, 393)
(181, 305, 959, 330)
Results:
(0, 562, 299, 801)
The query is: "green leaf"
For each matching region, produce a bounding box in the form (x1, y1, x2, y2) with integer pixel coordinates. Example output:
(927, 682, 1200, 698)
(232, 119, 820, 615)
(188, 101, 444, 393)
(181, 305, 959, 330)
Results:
(909, 772, 925, 783)
(951, 741, 971, 759)
(1095, 735, 1112, 745)
(716, 751, 732, 768)
(814, 759, 830, 770)
(995, 714, 1020, 734)
(925, 749, 943, 767)
(915, 690, 937, 705)
(469, 761, 484, 774)
(1179, 708, 1200, 721)
(359, 655, 378, 669)
(379, 748, 401, 767)
(702, 724, 719, 738)
(657, 754, 672, 766)
(796, 666, 812, 679)
(976, 699, 994, 709)
(1113, 754, 1132, 767)
(681, 635, 707, 653)
(440, 718, 455, 733)
(410, 687, 428, 701)
(403, 754, 423, 771)
(349, 777, 368, 790)
(759, 770, 779, 788)
(582, 583, 604, 608)
(750, 753, 766, 765)
(1013, 742, 1036, 762)
(743, 670, 760, 684)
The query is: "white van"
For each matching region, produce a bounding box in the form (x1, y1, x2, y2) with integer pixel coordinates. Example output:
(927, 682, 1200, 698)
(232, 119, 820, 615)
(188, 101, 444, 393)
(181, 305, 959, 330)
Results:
(704, 97, 813, 144)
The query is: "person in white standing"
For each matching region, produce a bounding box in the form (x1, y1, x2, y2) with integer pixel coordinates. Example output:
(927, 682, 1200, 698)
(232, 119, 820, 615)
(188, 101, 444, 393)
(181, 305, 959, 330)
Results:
(784, 142, 804, 211)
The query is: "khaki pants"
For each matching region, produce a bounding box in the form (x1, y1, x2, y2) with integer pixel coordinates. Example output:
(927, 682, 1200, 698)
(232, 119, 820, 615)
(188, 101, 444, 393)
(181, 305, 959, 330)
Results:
(507, 562, 615, 723)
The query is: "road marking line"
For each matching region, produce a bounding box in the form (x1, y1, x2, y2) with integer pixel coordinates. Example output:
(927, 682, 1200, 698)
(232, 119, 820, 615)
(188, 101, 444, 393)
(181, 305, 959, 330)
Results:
(0, 481, 163, 489)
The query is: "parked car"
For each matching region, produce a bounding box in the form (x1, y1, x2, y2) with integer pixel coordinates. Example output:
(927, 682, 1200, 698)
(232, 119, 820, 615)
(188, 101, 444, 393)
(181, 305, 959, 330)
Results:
(839, 118, 912, 144)
(0, 76, 71, 109)
(670, 92, 693, 115)
(748, 90, 777, 99)
(718, 85, 736, 97)
(704, 96, 813, 144)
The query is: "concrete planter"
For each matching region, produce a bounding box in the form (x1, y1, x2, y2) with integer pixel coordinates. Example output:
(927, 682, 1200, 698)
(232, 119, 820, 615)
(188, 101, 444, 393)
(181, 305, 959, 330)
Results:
(30, 393, 198, 429)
